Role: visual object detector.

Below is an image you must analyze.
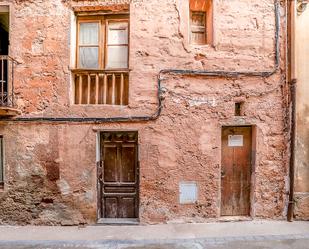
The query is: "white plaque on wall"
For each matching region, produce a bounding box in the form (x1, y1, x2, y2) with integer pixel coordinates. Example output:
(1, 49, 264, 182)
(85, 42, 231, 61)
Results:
(228, 135, 244, 147)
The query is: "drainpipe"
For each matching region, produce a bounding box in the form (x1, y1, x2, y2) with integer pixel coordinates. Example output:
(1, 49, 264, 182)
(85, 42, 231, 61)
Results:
(287, 0, 297, 222)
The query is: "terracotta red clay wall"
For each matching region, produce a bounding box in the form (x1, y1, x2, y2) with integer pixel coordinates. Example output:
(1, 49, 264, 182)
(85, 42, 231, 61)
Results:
(0, 0, 291, 225)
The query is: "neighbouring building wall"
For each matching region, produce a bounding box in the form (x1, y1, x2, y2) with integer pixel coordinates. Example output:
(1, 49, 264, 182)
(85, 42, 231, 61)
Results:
(295, 4, 309, 220)
(0, 0, 290, 225)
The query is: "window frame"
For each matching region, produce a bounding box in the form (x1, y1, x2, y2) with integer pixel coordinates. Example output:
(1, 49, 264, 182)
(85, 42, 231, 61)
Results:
(105, 19, 129, 69)
(76, 18, 102, 69)
(75, 14, 129, 70)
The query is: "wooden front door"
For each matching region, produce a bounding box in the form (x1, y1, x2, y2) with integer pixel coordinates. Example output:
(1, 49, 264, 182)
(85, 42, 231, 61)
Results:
(99, 131, 139, 220)
(221, 126, 252, 216)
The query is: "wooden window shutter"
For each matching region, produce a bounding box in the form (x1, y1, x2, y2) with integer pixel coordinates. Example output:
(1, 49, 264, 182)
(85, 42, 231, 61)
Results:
(190, 11, 207, 45)
(189, 0, 213, 45)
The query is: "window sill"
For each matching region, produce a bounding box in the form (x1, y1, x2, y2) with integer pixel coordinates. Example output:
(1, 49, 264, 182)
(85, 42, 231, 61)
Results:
(71, 104, 129, 107)
(190, 43, 213, 48)
(70, 68, 131, 73)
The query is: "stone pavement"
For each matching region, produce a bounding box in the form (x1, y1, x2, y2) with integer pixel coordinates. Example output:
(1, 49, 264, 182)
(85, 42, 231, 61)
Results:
(0, 221, 308, 248)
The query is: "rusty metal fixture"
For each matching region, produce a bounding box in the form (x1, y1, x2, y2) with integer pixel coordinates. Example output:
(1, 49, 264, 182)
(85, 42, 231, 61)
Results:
(297, 0, 309, 14)
(287, 79, 297, 222)
(0, 55, 19, 108)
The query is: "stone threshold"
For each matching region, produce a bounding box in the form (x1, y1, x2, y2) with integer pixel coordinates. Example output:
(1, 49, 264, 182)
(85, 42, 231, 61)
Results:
(97, 218, 139, 225)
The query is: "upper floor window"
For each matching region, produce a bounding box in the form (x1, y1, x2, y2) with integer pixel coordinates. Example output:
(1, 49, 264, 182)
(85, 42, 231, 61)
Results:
(73, 14, 129, 105)
(189, 0, 213, 45)
(77, 16, 129, 69)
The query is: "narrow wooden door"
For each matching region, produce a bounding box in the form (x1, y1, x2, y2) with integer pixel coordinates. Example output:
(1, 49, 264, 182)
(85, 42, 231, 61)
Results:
(99, 132, 139, 220)
(221, 126, 252, 216)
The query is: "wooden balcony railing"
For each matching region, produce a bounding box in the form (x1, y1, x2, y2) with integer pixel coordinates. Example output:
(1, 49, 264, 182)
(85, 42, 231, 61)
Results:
(0, 55, 17, 108)
(73, 70, 129, 105)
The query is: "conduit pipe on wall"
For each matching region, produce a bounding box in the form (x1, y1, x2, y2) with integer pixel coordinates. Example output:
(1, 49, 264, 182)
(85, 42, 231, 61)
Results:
(288, 79, 297, 222)
(2, 0, 280, 123)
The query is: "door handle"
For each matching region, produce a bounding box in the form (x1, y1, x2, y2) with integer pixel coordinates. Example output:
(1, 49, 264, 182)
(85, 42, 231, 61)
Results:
(221, 171, 226, 178)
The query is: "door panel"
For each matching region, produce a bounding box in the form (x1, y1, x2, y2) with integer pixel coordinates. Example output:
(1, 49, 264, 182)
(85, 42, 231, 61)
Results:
(119, 197, 135, 218)
(121, 145, 136, 182)
(103, 145, 117, 182)
(221, 126, 252, 216)
(105, 197, 118, 218)
(99, 132, 139, 220)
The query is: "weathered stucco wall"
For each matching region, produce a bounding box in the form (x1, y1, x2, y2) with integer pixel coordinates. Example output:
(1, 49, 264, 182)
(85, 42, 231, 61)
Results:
(295, 6, 309, 220)
(0, 0, 290, 225)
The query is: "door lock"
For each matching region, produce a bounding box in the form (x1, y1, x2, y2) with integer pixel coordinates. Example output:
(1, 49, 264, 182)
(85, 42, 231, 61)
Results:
(221, 171, 226, 178)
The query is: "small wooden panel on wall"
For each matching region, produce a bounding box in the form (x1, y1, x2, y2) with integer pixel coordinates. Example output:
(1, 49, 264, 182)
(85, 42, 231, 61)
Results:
(189, 0, 213, 45)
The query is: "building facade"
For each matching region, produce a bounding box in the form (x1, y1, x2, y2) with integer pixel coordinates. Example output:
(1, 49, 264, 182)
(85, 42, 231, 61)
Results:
(294, 0, 309, 220)
(0, 0, 295, 225)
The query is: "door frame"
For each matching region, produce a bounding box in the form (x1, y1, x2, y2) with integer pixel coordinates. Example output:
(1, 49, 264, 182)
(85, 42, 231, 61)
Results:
(96, 130, 140, 224)
(219, 125, 257, 218)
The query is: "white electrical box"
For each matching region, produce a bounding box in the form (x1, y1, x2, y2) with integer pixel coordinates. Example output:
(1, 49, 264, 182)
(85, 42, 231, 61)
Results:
(179, 182, 198, 204)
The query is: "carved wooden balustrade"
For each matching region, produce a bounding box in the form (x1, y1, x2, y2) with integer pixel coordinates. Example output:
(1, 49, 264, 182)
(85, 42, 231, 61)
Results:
(72, 69, 129, 106)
